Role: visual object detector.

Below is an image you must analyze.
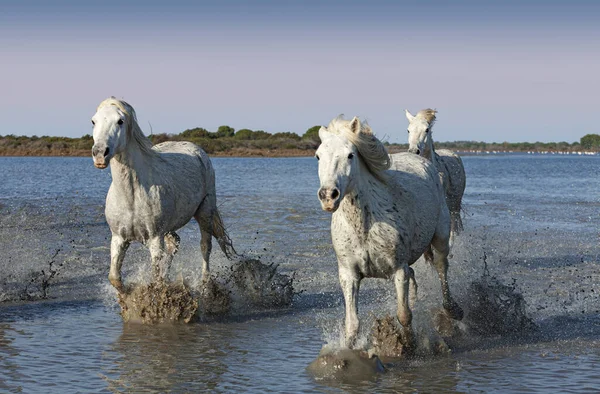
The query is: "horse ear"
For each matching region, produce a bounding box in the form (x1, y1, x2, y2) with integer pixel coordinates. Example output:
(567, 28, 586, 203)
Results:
(349, 117, 361, 134)
(405, 109, 415, 123)
(318, 126, 328, 141)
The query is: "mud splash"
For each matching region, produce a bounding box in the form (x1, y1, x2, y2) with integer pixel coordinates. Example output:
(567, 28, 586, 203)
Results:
(230, 258, 294, 308)
(464, 273, 537, 336)
(199, 276, 231, 315)
(118, 281, 198, 324)
(307, 347, 385, 381)
(117, 256, 295, 324)
(370, 313, 452, 361)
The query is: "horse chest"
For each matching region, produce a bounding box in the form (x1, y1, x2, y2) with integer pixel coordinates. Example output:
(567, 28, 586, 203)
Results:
(105, 184, 168, 242)
(332, 208, 401, 279)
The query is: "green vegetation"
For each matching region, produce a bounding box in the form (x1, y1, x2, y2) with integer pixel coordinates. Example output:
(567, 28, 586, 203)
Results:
(580, 134, 600, 149)
(0, 128, 598, 157)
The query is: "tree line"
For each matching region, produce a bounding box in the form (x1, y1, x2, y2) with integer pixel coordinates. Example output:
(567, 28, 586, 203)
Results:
(0, 126, 598, 156)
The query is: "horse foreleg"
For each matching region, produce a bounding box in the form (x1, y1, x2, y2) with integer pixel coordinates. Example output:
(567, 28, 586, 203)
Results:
(338, 266, 360, 348)
(148, 236, 171, 283)
(109, 234, 129, 292)
(430, 245, 463, 320)
(394, 264, 415, 348)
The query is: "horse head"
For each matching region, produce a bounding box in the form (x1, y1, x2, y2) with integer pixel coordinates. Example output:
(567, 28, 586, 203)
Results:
(406, 108, 437, 158)
(315, 117, 363, 213)
(90, 98, 131, 169)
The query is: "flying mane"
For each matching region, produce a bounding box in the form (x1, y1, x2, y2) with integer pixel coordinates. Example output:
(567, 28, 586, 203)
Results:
(323, 115, 391, 180)
(96, 97, 156, 156)
(415, 108, 437, 127)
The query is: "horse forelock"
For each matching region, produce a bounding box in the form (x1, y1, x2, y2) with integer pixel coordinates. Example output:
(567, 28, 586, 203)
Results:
(415, 108, 437, 127)
(323, 116, 391, 180)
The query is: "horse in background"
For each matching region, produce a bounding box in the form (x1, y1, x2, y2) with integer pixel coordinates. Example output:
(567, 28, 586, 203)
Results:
(91, 97, 235, 293)
(405, 109, 466, 241)
(316, 115, 463, 348)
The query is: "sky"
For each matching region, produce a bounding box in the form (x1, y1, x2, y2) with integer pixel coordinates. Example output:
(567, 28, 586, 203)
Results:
(1, 0, 599, 143)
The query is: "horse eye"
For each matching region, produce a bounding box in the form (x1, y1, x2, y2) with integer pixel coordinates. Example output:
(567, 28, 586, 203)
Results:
(315, 154, 320, 161)
(91, 120, 95, 125)
(407, 130, 410, 134)
(425, 128, 429, 133)
(118, 119, 124, 125)
(348, 152, 354, 159)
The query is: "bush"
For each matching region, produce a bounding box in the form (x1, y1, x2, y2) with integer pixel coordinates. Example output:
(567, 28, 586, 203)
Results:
(302, 125, 321, 142)
(581, 134, 600, 149)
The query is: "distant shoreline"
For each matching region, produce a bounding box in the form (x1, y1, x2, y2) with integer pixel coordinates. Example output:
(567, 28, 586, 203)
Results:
(0, 147, 598, 158)
(2, 131, 598, 158)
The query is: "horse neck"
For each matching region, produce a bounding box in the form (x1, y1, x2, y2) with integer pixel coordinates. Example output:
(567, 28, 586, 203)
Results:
(110, 140, 154, 191)
(339, 160, 387, 231)
(423, 134, 435, 162)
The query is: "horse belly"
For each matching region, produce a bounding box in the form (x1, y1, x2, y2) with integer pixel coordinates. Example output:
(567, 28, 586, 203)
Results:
(105, 209, 150, 242)
(361, 256, 395, 279)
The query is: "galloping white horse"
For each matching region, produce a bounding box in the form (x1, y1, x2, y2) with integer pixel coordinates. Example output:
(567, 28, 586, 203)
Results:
(405, 109, 466, 239)
(316, 115, 463, 348)
(91, 97, 235, 292)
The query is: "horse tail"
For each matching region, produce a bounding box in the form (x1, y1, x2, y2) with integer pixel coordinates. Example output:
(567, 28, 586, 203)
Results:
(450, 210, 463, 236)
(212, 208, 237, 259)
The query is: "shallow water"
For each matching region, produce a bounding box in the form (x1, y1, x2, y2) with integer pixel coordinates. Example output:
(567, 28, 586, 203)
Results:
(1, 154, 600, 392)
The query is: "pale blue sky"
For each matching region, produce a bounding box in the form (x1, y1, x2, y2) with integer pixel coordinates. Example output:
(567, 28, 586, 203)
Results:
(1, 1, 598, 142)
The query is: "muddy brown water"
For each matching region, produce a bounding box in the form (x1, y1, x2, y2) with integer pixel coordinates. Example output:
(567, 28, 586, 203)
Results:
(1, 155, 600, 392)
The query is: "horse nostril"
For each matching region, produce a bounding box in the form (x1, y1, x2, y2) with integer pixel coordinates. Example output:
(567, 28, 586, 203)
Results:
(318, 189, 327, 201)
(331, 188, 339, 200)
(416, 149, 420, 155)
(104, 147, 110, 157)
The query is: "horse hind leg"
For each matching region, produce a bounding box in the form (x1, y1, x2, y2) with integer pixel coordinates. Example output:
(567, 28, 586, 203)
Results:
(430, 239, 463, 321)
(449, 210, 463, 250)
(164, 231, 180, 257)
(408, 266, 417, 309)
(194, 204, 214, 283)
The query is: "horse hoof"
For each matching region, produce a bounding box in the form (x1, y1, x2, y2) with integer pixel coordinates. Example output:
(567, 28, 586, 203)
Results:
(444, 301, 464, 321)
(112, 282, 124, 294)
(345, 334, 358, 349)
(109, 277, 124, 293)
(165, 232, 181, 256)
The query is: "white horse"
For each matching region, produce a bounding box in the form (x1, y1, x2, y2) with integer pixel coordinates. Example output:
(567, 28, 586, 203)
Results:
(405, 109, 466, 239)
(316, 115, 463, 348)
(91, 97, 235, 292)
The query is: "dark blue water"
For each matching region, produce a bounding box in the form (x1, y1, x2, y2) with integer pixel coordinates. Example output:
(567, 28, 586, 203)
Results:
(0, 154, 599, 393)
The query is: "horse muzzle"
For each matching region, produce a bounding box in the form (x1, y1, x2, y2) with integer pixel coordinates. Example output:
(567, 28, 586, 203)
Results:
(318, 187, 341, 213)
(408, 147, 422, 155)
(93, 160, 108, 169)
(92, 145, 111, 169)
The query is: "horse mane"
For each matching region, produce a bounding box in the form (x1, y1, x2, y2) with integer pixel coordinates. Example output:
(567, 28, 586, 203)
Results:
(325, 115, 391, 179)
(415, 108, 437, 128)
(97, 97, 156, 156)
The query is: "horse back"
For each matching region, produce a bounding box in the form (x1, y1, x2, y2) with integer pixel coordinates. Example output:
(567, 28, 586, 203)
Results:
(386, 153, 447, 263)
(435, 149, 466, 212)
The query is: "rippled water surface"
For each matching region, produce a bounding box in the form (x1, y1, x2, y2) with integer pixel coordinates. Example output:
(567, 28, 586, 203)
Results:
(1, 154, 600, 393)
